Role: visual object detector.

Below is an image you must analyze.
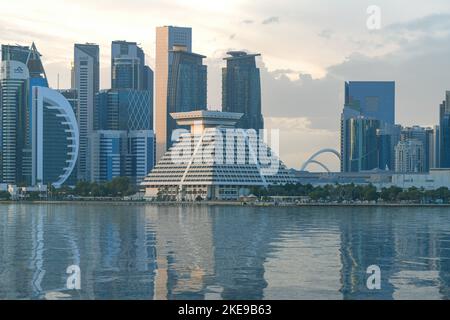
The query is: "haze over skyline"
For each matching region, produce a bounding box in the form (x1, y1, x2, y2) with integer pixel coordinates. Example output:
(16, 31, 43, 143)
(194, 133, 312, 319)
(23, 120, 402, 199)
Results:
(2, 0, 450, 170)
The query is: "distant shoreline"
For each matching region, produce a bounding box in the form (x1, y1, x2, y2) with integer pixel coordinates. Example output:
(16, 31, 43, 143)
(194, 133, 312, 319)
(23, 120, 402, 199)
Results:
(1, 200, 450, 208)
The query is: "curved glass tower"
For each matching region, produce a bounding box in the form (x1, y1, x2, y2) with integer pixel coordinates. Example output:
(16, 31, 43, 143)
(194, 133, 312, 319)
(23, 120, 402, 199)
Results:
(31, 87, 79, 187)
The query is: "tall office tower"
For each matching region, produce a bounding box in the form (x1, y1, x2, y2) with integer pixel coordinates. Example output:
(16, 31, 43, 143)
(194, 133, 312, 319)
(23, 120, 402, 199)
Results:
(94, 89, 152, 131)
(395, 140, 425, 173)
(166, 45, 207, 148)
(0, 43, 77, 187)
(222, 51, 263, 132)
(433, 125, 440, 168)
(377, 123, 401, 171)
(155, 26, 192, 161)
(74, 43, 99, 180)
(439, 91, 450, 168)
(89, 130, 154, 184)
(59, 89, 79, 119)
(111, 41, 153, 91)
(59, 89, 79, 186)
(89, 130, 127, 183)
(127, 130, 155, 185)
(0, 60, 30, 184)
(342, 117, 380, 172)
(31, 87, 79, 187)
(340, 81, 395, 172)
(400, 126, 434, 172)
(1, 43, 49, 183)
(143, 65, 154, 92)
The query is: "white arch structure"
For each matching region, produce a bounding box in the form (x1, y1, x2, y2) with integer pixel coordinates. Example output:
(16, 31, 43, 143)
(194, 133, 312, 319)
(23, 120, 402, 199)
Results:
(32, 86, 79, 187)
(301, 148, 341, 172)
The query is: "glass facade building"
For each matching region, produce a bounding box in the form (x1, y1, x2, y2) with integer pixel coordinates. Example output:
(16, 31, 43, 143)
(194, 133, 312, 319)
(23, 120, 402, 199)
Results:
(439, 92, 450, 168)
(155, 26, 192, 161)
(1, 43, 78, 187)
(166, 46, 207, 148)
(111, 40, 153, 93)
(344, 118, 380, 172)
(222, 51, 264, 132)
(89, 130, 154, 184)
(94, 89, 153, 131)
(341, 81, 396, 172)
(73, 43, 100, 180)
(0, 60, 30, 184)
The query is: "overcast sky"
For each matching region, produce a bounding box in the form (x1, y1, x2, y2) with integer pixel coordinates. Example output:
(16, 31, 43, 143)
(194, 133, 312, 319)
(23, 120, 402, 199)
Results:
(2, 0, 450, 171)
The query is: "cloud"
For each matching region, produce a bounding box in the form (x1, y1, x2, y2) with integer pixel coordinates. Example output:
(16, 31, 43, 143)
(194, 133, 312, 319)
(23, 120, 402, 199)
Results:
(262, 16, 280, 25)
(241, 19, 254, 24)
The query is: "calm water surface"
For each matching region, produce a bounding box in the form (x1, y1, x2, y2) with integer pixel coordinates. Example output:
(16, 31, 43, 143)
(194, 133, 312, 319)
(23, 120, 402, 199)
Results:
(1, 204, 450, 300)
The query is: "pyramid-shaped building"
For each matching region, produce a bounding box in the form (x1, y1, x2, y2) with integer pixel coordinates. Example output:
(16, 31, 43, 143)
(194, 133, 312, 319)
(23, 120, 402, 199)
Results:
(142, 111, 296, 200)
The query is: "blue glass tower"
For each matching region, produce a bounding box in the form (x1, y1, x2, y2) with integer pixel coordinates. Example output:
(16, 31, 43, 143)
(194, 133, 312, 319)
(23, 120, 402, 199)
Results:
(341, 81, 396, 172)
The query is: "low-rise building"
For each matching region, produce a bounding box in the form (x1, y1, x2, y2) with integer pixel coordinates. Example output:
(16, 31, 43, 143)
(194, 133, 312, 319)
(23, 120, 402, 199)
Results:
(142, 111, 296, 201)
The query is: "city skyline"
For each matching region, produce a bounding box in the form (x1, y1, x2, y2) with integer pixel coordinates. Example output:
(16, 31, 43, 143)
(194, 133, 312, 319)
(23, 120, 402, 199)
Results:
(2, 1, 450, 170)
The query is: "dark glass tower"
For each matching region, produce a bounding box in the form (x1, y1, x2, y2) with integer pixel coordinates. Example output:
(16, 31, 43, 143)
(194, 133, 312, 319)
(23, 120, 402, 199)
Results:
(166, 45, 207, 147)
(111, 40, 153, 91)
(439, 92, 450, 168)
(340, 81, 396, 172)
(222, 51, 263, 131)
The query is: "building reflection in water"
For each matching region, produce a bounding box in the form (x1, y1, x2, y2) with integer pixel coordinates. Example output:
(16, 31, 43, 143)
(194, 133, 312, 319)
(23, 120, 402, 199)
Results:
(1, 204, 450, 299)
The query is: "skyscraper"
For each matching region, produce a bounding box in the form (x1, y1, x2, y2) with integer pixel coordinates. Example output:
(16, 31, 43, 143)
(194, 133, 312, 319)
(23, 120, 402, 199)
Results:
(94, 89, 153, 131)
(222, 51, 263, 132)
(89, 130, 154, 184)
(0, 60, 30, 184)
(1, 43, 78, 187)
(111, 41, 152, 91)
(155, 26, 192, 161)
(166, 45, 207, 148)
(89, 130, 127, 183)
(341, 81, 396, 172)
(395, 139, 425, 173)
(401, 126, 434, 172)
(343, 117, 380, 172)
(31, 87, 79, 187)
(439, 91, 450, 168)
(73, 43, 99, 180)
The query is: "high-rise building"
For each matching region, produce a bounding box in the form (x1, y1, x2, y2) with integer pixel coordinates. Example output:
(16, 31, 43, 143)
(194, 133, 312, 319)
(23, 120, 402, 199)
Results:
(395, 139, 425, 173)
(1, 43, 78, 187)
(31, 87, 79, 187)
(433, 125, 440, 169)
(439, 92, 450, 168)
(89, 130, 127, 183)
(73, 43, 99, 180)
(59, 89, 79, 185)
(401, 126, 434, 172)
(377, 124, 401, 171)
(89, 130, 154, 184)
(126, 130, 155, 185)
(0, 60, 30, 184)
(111, 40, 153, 91)
(342, 117, 380, 172)
(341, 81, 396, 172)
(166, 45, 207, 148)
(155, 26, 192, 161)
(222, 51, 263, 132)
(94, 89, 153, 131)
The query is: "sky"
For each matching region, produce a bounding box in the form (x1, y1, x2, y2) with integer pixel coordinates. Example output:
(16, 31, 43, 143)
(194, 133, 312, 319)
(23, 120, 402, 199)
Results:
(2, 0, 450, 171)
